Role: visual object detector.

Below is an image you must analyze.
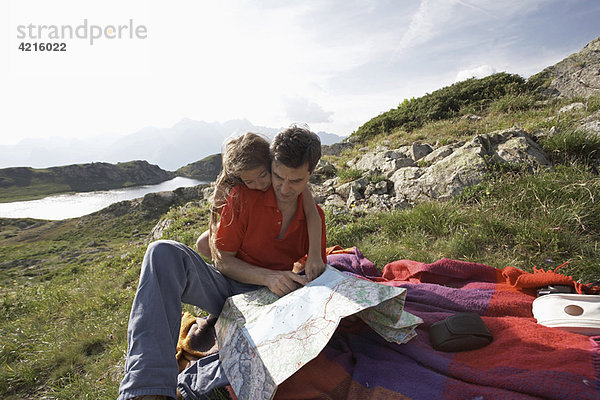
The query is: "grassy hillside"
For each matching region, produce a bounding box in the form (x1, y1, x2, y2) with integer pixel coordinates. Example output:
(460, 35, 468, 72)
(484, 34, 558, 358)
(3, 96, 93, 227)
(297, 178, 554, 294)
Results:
(0, 203, 211, 399)
(1, 78, 599, 399)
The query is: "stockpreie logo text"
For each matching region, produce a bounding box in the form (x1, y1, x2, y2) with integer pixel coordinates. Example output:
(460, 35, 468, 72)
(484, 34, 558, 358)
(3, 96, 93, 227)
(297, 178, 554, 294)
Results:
(16, 19, 148, 45)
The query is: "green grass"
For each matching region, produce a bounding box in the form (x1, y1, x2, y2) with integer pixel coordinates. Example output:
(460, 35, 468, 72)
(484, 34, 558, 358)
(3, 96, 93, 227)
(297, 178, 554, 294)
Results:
(0, 183, 74, 203)
(0, 90, 599, 398)
(327, 163, 599, 282)
(0, 200, 213, 399)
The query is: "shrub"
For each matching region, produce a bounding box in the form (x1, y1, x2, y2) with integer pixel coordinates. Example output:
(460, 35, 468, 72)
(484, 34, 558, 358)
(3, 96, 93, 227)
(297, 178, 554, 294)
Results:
(352, 73, 529, 142)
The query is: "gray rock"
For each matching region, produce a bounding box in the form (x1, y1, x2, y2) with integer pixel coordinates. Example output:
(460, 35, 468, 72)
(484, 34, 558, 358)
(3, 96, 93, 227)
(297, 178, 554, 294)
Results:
(364, 180, 390, 197)
(410, 143, 434, 161)
(420, 143, 461, 165)
(321, 142, 354, 156)
(310, 160, 337, 184)
(336, 178, 369, 199)
(150, 217, 173, 240)
(322, 177, 340, 187)
(324, 194, 346, 208)
(576, 120, 600, 139)
(494, 135, 551, 169)
(346, 187, 361, 207)
(390, 128, 549, 204)
(314, 160, 336, 177)
(354, 149, 415, 173)
(559, 102, 586, 114)
(530, 36, 600, 99)
(375, 180, 390, 193)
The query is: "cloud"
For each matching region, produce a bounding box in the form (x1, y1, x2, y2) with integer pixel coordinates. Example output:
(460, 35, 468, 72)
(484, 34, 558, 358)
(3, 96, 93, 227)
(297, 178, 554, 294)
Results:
(396, 0, 438, 53)
(282, 96, 333, 124)
(455, 65, 497, 82)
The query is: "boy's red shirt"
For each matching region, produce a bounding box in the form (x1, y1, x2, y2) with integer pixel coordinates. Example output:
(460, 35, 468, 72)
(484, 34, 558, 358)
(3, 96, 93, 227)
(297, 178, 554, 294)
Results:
(215, 185, 326, 271)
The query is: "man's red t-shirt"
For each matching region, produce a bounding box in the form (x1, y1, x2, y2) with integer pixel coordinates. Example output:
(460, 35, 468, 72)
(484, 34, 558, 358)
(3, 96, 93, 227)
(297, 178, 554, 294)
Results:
(215, 185, 326, 271)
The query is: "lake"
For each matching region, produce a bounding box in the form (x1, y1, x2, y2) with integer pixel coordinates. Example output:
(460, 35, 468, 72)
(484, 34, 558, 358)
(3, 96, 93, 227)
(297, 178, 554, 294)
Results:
(0, 177, 207, 220)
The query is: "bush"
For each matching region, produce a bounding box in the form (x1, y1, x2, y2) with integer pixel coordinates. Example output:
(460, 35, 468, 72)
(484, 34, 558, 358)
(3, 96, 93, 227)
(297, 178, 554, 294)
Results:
(352, 73, 529, 142)
(488, 93, 539, 114)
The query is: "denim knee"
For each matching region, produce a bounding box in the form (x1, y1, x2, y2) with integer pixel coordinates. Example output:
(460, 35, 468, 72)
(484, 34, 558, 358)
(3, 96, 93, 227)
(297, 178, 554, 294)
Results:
(142, 240, 186, 278)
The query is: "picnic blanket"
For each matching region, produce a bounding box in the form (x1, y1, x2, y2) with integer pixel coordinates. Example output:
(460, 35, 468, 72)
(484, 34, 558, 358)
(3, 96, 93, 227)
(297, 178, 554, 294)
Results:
(272, 248, 600, 400)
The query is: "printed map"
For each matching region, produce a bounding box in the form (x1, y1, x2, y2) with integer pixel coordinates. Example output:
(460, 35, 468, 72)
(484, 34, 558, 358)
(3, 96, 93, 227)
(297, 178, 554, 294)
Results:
(215, 266, 422, 400)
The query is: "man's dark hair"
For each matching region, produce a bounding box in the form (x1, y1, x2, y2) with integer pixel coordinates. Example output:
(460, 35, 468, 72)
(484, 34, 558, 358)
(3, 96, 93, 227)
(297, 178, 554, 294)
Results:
(270, 125, 321, 173)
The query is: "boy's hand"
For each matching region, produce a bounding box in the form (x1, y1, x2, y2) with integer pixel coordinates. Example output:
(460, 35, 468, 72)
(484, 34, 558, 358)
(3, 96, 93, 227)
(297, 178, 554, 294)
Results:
(305, 255, 327, 282)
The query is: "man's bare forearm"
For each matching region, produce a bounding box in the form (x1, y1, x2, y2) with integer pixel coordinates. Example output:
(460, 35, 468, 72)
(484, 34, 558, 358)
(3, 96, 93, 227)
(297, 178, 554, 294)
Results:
(215, 250, 307, 297)
(215, 251, 273, 286)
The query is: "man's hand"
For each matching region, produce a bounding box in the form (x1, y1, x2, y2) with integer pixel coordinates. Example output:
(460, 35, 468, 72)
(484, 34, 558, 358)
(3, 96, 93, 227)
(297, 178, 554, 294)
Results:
(265, 270, 307, 297)
(305, 255, 327, 282)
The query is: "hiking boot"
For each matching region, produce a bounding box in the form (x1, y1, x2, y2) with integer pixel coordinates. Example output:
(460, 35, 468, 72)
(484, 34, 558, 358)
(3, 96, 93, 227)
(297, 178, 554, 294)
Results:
(131, 396, 171, 400)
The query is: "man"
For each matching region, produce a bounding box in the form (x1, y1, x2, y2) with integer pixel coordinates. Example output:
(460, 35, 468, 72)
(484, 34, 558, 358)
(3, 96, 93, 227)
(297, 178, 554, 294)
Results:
(118, 125, 326, 400)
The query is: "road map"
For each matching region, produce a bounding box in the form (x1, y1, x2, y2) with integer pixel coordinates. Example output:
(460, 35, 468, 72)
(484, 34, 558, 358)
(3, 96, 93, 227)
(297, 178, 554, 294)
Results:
(215, 266, 422, 400)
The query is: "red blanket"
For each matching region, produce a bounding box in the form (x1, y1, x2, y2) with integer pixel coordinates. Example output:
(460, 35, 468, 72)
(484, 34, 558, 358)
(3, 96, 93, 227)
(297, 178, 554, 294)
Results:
(274, 248, 599, 400)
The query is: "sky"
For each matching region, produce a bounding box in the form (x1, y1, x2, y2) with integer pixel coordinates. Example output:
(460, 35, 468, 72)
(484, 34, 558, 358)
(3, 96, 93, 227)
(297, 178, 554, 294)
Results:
(1, 0, 599, 146)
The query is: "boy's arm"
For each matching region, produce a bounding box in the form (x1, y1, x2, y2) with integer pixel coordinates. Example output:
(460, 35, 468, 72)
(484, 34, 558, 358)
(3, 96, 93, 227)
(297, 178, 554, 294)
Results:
(195, 230, 212, 259)
(302, 186, 327, 281)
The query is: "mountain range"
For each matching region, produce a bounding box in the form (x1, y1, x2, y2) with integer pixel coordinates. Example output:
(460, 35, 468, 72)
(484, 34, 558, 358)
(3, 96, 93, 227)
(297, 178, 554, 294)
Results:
(0, 119, 346, 171)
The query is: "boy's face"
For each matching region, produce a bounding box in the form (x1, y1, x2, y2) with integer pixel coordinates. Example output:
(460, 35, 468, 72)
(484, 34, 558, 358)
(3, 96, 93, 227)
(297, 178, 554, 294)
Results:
(271, 160, 311, 206)
(239, 166, 271, 192)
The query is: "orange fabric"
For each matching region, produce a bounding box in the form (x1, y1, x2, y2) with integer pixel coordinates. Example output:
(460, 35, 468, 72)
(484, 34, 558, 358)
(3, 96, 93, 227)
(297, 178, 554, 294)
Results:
(215, 185, 326, 271)
(295, 245, 350, 268)
(381, 257, 590, 294)
(501, 264, 589, 294)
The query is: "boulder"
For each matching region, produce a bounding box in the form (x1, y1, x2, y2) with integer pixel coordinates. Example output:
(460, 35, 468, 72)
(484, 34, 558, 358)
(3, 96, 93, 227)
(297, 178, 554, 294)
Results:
(410, 143, 434, 161)
(150, 217, 173, 240)
(353, 149, 416, 173)
(559, 102, 586, 114)
(576, 121, 600, 139)
(336, 178, 369, 199)
(323, 194, 346, 208)
(390, 128, 550, 204)
(576, 112, 600, 138)
(310, 160, 337, 184)
(420, 143, 462, 165)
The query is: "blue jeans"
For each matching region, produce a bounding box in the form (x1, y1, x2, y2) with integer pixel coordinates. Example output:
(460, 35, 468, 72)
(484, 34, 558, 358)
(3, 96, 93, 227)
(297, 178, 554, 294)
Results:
(118, 240, 260, 400)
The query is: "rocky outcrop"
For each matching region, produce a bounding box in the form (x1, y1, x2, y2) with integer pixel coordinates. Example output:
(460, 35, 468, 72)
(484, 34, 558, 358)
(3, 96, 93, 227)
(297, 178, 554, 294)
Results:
(85, 184, 210, 226)
(314, 128, 551, 213)
(321, 142, 354, 156)
(176, 154, 222, 181)
(530, 36, 600, 99)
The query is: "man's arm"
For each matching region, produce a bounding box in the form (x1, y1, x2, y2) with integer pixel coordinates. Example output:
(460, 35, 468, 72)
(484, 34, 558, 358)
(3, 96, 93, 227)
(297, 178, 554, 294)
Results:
(302, 187, 327, 281)
(215, 250, 307, 297)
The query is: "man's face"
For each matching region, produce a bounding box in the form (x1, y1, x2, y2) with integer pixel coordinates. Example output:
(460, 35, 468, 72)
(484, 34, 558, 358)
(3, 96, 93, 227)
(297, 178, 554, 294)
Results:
(271, 160, 311, 206)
